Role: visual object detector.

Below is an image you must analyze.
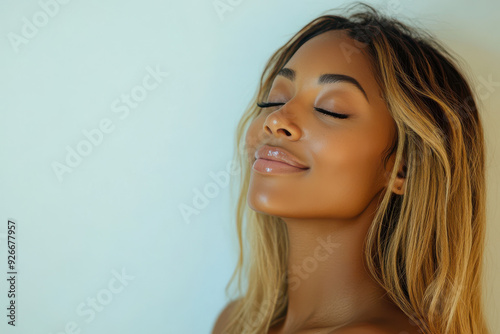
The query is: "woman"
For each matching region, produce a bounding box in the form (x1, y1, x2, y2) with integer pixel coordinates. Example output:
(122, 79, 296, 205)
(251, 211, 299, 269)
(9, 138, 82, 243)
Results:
(212, 2, 490, 333)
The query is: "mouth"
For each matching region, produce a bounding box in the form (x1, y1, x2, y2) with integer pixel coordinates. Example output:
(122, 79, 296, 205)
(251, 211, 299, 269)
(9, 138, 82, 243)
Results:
(252, 158, 310, 174)
(252, 145, 310, 175)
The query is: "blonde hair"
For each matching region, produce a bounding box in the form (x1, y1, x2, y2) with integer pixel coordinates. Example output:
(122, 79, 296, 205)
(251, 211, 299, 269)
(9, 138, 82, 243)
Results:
(222, 2, 490, 333)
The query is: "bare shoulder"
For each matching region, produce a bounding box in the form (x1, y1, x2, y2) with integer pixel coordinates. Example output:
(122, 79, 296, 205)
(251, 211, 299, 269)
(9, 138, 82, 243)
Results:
(211, 298, 241, 334)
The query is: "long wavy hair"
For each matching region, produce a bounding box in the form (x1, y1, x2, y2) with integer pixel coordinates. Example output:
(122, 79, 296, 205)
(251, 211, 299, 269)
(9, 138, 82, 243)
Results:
(222, 2, 490, 333)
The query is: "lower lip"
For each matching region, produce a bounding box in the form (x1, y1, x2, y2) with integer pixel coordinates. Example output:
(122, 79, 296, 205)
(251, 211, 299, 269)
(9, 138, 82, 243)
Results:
(252, 158, 309, 174)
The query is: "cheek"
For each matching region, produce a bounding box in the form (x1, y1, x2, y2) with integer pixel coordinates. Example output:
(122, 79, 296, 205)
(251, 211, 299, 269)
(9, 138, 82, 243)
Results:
(305, 132, 387, 216)
(244, 120, 260, 162)
(244, 116, 267, 161)
(320, 134, 383, 182)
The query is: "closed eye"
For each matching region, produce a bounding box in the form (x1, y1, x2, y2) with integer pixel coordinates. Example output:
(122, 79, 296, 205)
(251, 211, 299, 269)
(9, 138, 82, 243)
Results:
(256, 101, 349, 119)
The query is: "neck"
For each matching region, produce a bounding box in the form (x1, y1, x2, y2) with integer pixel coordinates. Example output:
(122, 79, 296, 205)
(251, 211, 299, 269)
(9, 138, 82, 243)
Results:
(276, 191, 399, 332)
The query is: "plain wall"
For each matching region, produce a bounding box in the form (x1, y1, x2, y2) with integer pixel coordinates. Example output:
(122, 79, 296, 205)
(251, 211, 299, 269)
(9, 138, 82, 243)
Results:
(0, 0, 498, 333)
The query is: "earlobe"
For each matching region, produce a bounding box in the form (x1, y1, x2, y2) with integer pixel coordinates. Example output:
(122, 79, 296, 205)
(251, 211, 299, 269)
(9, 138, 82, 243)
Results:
(384, 155, 407, 195)
(392, 164, 407, 195)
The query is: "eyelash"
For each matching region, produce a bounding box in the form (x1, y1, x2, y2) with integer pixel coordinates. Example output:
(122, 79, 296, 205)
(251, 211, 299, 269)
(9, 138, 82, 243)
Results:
(256, 101, 349, 119)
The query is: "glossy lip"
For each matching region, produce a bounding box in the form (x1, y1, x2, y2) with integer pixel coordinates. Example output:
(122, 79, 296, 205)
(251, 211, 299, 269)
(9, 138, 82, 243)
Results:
(254, 144, 310, 169)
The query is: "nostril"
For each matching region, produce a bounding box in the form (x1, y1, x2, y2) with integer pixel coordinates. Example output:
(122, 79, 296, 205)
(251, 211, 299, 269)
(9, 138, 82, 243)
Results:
(277, 129, 291, 136)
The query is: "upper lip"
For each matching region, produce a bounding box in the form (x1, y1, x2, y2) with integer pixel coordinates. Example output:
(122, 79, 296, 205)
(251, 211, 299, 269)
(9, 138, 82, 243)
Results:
(254, 144, 309, 169)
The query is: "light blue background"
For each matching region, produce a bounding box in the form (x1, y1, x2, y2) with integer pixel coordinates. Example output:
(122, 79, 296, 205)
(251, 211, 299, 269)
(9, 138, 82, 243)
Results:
(1, 0, 499, 333)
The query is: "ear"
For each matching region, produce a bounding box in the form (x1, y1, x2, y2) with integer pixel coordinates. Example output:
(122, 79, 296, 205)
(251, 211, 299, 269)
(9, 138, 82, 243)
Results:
(391, 163, 406, 195)
(384, 154, 406, 195)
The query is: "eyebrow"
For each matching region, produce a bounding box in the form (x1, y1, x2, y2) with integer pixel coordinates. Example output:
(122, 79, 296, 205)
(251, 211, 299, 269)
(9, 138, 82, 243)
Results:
(276, 67, 369, 103)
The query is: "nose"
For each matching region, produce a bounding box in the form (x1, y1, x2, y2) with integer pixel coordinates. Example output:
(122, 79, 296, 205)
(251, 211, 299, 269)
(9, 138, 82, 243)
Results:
(262, 105, 302, 141)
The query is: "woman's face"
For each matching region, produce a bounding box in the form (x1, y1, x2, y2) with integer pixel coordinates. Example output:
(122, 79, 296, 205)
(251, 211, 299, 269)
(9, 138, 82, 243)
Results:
(245, 30, 399, 219)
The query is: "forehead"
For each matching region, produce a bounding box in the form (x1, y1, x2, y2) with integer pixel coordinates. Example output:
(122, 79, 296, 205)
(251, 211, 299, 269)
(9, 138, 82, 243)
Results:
(282, 30, 381, 97)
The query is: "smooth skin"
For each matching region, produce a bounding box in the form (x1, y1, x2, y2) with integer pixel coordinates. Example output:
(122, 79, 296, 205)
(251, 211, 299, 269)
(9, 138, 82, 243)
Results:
(214, 30, 421, 334)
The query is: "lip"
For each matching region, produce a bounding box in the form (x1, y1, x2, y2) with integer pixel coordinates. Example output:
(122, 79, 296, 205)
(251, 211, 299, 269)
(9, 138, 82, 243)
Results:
(252, 144, 309, 174)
